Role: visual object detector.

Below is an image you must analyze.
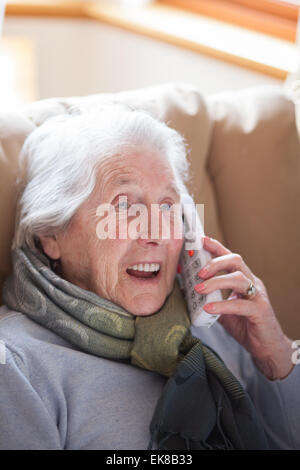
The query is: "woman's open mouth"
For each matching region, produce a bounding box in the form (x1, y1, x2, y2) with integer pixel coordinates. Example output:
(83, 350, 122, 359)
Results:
(126, 263, 161, 281)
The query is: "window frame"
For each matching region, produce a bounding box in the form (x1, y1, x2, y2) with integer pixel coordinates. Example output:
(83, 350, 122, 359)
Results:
(157, 0, 299, 42)
(5, 0, 297, 79)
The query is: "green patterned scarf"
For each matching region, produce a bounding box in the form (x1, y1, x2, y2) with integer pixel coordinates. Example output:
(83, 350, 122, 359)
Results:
(2, 246, 269, 450)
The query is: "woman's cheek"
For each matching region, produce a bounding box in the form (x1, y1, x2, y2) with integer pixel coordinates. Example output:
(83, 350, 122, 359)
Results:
(115, 213, 128, 240)
(171, 236, 184, 257)
(167, 238, 183, 280)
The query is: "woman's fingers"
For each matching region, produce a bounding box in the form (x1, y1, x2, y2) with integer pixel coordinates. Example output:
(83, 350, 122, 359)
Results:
(198, 253, 254, 281)
(202, 236, 232, 257)
(202, 297, 256, 316)
(194, 271, 256, 298)
(201, 237, 254, 280)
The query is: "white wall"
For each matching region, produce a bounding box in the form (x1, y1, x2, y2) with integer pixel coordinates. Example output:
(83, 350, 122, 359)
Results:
(3, 16, 282, 101)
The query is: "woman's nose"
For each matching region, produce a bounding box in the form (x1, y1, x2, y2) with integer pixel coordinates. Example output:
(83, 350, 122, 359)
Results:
(135, 226, 167, 247)
(137, 237, 160, 248)
(134, 209, 169, 246)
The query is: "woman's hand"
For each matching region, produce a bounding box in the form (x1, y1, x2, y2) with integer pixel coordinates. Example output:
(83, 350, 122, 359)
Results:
(194, 236, 294, 381)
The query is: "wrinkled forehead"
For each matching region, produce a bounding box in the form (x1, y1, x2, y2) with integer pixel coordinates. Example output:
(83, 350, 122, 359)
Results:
(95, 151, 180, 198)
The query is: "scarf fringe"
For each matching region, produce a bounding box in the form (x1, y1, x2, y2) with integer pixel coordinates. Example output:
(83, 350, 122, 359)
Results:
(147, 393, 234, 451)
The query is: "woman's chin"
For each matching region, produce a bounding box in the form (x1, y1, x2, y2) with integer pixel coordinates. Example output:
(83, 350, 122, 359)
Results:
(127, 295, 167, 317)
(117, 278, 176, 316)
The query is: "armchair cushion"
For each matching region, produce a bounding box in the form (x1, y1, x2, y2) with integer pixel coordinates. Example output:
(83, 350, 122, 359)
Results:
(207, 86, 300, 337)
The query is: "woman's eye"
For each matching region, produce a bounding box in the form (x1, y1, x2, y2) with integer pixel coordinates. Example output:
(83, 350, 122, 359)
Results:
(160, 202, 172, 211)
(117, 200, 129, 210)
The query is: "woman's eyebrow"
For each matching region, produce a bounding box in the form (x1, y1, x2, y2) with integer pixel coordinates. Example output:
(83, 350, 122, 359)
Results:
(114, 177, 180, 197)
(115, 177, 134, 186)
(165, 183, 181, 197)
(112, 178, 140, 194)
(115, 177, 180, 195)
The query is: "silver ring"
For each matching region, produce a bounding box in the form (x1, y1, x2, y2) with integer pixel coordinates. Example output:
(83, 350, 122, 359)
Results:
(245, 282, 257, 299)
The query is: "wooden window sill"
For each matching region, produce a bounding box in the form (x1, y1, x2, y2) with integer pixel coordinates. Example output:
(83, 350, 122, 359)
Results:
(158, 0, 299, 43)
(5, 1, 87, 18)
(5, 1, 299, 80)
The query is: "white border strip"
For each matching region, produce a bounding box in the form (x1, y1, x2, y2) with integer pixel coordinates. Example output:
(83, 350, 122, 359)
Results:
(0, 1, 6, 38)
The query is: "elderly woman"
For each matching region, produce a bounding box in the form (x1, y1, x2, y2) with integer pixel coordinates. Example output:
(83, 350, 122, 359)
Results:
(0, 106, 299, 450)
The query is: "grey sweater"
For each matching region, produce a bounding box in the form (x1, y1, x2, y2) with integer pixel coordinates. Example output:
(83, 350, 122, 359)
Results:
(0, 304, 299, 450)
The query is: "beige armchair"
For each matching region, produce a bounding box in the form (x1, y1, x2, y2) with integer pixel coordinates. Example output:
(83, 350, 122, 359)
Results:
(1, 83, 299, 338)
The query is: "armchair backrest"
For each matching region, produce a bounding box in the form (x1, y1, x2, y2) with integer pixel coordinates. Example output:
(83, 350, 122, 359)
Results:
(0, 83, 299, 337)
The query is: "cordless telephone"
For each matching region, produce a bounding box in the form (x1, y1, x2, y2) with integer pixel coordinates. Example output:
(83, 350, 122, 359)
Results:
(178, 193, 221, 327)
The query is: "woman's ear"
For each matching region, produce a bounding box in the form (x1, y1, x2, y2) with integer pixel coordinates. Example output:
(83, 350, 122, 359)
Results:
(39, 235, 61, 260)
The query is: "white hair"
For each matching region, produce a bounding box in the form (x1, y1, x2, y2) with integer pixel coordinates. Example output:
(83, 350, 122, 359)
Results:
(13, 105, 189, 251)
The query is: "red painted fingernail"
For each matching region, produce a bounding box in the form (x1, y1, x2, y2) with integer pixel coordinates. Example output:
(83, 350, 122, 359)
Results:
(199, 266, 208, 275)
(204, 303, 215, 312)
(188, 250, 194, 257)
(177, 264, 182, 274)
(195, 283, 206, 292)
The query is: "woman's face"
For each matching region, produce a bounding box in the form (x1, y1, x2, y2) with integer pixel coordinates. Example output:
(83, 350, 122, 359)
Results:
(41, 148, 184, 316)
